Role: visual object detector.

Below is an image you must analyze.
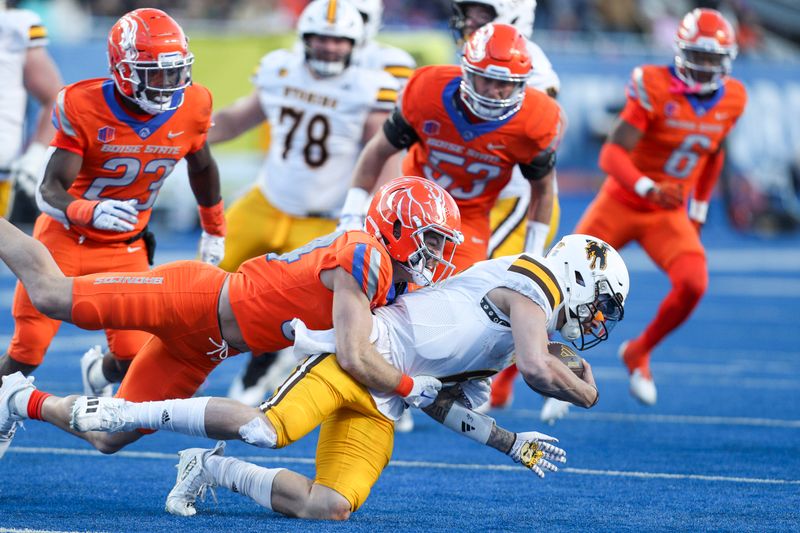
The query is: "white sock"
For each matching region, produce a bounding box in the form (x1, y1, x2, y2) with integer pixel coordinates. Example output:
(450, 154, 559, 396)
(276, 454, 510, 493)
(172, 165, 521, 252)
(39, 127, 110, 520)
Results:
(119, 397, 210, 437)
(11, 388, 34, 419)
(88, 358, 111, 390)
(206, 455, 283, 510)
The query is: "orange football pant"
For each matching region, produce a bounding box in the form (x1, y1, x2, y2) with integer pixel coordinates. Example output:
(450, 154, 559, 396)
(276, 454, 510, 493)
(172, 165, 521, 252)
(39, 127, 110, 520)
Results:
(9, 215, 151, 365)
(71, 260, 238, 402)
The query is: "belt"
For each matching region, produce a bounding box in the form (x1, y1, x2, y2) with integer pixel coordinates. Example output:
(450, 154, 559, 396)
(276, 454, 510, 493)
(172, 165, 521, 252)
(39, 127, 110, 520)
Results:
(480, 296, 510, 327)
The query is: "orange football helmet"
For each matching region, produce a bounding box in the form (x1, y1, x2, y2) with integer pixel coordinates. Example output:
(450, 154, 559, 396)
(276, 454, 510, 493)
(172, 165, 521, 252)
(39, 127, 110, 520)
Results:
(108, 8, 194, 114)
(674, 8, 738, 94)
(460, 23, 532, 120)
(366, 176, 463, 286)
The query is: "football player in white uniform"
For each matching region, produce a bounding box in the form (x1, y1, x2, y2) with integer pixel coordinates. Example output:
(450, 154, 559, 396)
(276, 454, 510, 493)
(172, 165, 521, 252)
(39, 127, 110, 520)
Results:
(450, 0, 569, 420)
(349, 0, 416, 87)
(67, 234, 630, 520)
(0, 2, 61, 217)
(209, 0, 401, 406)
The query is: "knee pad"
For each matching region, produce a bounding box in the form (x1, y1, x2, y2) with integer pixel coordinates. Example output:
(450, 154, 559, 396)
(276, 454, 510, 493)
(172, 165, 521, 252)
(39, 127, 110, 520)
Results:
(239, 416, 278, 449)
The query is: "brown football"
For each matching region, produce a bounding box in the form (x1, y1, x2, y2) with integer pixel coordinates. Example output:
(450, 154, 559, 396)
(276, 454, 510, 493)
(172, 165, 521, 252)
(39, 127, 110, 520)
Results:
(547, 342, 585, 379)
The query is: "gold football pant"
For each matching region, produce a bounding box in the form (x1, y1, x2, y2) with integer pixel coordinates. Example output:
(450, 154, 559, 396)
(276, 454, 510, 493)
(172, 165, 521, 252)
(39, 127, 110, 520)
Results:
(488, 195, 561, 258)
(261, 353, 394, 511)
(220, 186, 337, 272)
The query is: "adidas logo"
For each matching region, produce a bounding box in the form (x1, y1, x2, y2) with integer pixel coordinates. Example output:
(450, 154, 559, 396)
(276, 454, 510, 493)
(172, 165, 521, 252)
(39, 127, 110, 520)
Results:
(180, 457, 197, 481)
(86, 397, 99, 414)
(461, 421, 475, 433)
(161, 410, 171, 425)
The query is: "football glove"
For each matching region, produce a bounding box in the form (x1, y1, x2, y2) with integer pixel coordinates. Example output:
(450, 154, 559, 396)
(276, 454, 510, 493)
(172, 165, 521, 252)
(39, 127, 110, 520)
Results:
(199, 231, 225, 266)
(507, 431, 566, 478)
(403, 375, 442, 409)
(10, 142, 48, 198)
(645, 182, 684, 209)
(92, 199, 139, 232)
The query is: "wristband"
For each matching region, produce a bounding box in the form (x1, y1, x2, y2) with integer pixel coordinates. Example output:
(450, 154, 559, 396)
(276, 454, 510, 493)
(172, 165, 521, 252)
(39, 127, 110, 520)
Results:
(442, 401, 494, 445)
(524, 221, 550, 256)
(198, 199, 226, 236)
(633, 176, 656, 198)
(688, 199, 709, 223)
(393, 374, 413, 397)
(65, 199, 99, 226)
(341, 187, 370, 217)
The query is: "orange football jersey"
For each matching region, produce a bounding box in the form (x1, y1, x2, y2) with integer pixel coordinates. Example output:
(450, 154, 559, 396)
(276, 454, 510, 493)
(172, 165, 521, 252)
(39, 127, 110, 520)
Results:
(604, 65, 747, 210)
(228, 230, 396, 354)
(50, 78, 212, 242)
(400, 65, 563, 219)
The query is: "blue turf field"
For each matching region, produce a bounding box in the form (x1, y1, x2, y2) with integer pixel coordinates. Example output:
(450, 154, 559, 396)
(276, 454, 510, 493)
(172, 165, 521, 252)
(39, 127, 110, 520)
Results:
(1, 196, 799, 533)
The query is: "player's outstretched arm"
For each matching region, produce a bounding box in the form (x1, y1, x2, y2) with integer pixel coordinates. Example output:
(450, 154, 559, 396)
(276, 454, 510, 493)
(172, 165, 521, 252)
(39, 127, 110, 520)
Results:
(0, 217, 72, 321)
(206, 92, 266, 144)
(186, 143, 226, 265)
(422, 389, 566, 478)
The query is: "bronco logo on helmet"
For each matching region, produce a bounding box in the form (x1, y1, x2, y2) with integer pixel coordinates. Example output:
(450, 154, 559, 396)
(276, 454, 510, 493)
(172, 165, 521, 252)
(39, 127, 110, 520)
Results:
(585, 240, 608, 270)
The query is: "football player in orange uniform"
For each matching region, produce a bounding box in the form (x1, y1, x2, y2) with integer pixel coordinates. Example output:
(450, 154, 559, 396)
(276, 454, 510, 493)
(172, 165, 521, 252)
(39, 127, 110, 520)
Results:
(0, 176, 463, 457)
(0, 9, 227, 398)
(575, 8, 746, 406)
(340, 23, 563, 272)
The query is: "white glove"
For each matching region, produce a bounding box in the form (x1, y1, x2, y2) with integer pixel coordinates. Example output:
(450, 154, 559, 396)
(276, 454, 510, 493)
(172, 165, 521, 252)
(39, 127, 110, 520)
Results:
(454, 378, 491, 410)
(336, 187, 369, 232)
(92, 199, 139, 232)
(199, 231, 225, 266)
(336, 213, 366, 232)
(10, 142, 48, 198)
(507, 431, 567, 478)
(403, 375, 442, 409)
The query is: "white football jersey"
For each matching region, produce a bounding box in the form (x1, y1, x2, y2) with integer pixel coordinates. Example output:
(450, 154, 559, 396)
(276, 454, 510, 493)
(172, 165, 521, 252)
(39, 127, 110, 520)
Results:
(353, 40, 416, 88)
(500, 39, 561, 200)
(0, 8, 48, 171)
(254, 49, 399, 217)
(371, 254, 563, 419)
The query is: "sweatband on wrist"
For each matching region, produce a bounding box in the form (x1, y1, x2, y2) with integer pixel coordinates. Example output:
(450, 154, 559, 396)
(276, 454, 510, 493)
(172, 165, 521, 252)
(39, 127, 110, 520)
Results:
(688, 199, 709, 223)
(442, 401, 494, 445)
(634, 176, 656, 198)
(66, 199, 99, 226)
(341, 187, 369, 217)
(524, 221, 550, 256)
(198, 200, 226, 236)
(394, 374, 413, 397)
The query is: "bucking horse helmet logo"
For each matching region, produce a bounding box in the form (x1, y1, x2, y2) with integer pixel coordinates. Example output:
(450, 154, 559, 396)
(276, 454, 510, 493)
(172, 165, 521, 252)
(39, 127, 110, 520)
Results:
(585, 240, 608, 270)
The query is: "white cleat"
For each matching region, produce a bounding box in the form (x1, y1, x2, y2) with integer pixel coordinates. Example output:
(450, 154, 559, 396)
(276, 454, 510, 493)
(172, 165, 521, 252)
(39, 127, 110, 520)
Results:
(394, 409, 415, 433)
(70, 396, 132, 432)
(166, 441, 226, 517)
(540, 398, 571, 426)
(0, 372, 36, 459)
(80, 345, 113, 397)
(629, 369, 657, 406)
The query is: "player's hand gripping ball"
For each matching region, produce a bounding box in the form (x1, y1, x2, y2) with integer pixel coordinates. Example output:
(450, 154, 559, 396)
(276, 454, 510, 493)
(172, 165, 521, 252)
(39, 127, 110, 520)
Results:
(547, 342, 585, 378)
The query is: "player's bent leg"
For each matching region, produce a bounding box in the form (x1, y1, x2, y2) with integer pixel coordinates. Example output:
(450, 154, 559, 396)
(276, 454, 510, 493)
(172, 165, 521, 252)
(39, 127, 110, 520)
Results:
(0, 353, 38, 377)
(276, 480, 352, 520)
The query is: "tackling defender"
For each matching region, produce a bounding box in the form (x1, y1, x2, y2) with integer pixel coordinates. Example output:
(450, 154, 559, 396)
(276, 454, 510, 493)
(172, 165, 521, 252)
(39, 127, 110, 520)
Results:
(0, 176, 463, 458)
(64, 234, 629, 520)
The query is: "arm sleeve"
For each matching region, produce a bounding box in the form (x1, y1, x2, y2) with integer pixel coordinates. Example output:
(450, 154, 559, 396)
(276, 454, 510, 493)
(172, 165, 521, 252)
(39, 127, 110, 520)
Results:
(693, 147, 726, 202)
(519, 148, 556, 181)
(336, 240, 393, 308)
(50, 87, 85, 156)
(598, 141, 645, 191)
(383, 108, 419, 150)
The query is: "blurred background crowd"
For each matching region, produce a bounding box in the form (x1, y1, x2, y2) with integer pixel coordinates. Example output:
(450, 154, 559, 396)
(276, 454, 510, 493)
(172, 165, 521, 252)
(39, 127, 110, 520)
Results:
(10, 0, 800, 235)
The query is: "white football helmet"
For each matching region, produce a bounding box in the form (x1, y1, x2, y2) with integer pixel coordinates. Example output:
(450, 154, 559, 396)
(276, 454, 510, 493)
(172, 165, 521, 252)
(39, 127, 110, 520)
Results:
(297, 0, 365, 77)
(544, 234, 629, 350)
(451, 0, 537, 40)
(347, 0, 383, 42)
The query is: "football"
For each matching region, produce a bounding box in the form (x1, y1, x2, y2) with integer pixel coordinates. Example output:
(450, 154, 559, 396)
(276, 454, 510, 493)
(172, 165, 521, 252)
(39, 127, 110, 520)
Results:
(547, 342, 585, 379)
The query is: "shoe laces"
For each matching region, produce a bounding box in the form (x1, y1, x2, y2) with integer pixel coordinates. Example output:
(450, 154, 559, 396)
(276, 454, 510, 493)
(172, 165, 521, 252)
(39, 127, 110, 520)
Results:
(207, 337, 229, 362)
(0, 419, 22, 440)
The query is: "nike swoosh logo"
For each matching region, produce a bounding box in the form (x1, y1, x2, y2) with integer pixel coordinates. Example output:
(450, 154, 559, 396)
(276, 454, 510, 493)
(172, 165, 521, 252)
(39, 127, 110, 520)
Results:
(487, 143, 505, 150)
(167, 131, 184, 139)
(127, 246, 141, 253)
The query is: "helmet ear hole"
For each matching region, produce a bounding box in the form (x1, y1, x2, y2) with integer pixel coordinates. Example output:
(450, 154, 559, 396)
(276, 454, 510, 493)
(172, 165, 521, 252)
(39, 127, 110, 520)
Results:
(574, 271, 586, 287)
(393, 220, 402, 239)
